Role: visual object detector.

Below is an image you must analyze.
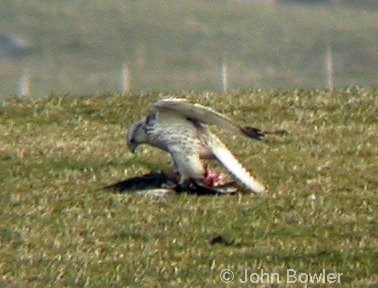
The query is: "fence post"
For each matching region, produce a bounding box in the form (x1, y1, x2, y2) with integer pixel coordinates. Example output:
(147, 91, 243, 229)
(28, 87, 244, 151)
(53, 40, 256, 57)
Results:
(120, 63, 130, 95)
(325, 45, 334, 90)
(221, 61, 228, 93)
(17, 68, 30, 98)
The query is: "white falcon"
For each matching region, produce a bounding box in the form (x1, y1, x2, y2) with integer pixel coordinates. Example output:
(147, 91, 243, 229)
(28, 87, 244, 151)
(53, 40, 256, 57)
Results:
(126, 98, 266, 194)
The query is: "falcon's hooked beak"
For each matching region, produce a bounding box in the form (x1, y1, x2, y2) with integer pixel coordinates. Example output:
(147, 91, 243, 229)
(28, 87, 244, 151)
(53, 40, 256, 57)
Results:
(126, 129, 138, 153)
(126, 121, 145, 153)
(127, 139, 137, 153)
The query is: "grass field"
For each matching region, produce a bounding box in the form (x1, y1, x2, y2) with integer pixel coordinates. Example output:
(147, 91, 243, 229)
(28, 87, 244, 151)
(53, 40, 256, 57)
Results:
(1, 0, 377, 97)
(0, 89, 377, 286)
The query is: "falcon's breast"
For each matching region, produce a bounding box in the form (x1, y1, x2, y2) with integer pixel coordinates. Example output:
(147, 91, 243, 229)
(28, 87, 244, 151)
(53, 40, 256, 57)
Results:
(144, 112, 211, 158)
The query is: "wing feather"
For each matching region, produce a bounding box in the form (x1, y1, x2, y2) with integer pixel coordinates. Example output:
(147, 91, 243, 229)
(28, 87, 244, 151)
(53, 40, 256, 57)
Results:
(152, 98, 264, 140)
(199, 130, 265, 194)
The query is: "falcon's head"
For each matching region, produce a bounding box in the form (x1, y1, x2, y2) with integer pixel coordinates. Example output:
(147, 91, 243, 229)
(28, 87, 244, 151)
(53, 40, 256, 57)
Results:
(126, 119, 147, 153)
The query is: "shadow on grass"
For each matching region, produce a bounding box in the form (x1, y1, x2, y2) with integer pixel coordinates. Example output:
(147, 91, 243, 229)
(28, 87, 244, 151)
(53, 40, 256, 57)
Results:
(103, 172, 238, 196)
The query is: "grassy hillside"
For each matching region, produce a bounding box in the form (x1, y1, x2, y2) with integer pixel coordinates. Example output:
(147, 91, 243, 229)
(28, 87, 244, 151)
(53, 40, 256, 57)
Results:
(0, 90, 377, 286)
(0, 0, 377, 97)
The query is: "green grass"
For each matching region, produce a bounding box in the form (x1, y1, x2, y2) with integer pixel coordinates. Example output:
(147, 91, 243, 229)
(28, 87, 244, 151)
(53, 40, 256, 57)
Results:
(0, 0, 377, 97)
(0, 89, 377, 287)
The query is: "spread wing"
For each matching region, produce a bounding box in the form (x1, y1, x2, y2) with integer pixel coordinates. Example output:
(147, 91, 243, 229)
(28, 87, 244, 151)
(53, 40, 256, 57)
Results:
(151, 98, 264, 140)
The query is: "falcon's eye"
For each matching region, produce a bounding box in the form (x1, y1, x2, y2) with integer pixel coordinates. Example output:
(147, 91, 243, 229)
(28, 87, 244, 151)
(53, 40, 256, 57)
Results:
(145, 113, 156, 125)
